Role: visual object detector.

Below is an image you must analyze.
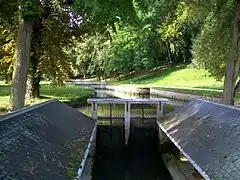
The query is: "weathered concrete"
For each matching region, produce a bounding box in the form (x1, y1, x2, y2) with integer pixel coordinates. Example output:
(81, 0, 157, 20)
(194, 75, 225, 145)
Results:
(95, 89, 184, 107)
(137, 87, 150, 98)
(0, 99, 97, 180)
(158, 99, 240, 180)
(105, 85, 221, 103)
(162, 153, 202, 180)
(68, 79, 107, 89)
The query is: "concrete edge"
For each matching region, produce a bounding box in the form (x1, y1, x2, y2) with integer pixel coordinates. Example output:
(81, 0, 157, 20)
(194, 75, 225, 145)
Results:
(77, 123, 98, 179)
(162, 153, 188, 180)
(105, 85, 222, 103)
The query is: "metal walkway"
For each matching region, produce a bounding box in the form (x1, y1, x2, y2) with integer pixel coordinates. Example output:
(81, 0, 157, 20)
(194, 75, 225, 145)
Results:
(158, 99, 240, 180)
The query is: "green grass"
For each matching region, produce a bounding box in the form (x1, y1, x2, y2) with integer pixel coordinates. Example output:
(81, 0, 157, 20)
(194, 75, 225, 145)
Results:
(114, 65, 223, 89)
(111, 65, 224, 97)
(0, 81, 93, 112)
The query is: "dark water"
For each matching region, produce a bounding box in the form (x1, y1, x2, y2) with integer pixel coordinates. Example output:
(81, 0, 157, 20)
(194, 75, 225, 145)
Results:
(91, 125, 172, 180)
(0, 88, 176, 180)
(77, 90, 175, 180)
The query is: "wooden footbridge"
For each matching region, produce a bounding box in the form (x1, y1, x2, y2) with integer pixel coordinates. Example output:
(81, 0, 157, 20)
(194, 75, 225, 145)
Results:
(87, 98, 168, 145)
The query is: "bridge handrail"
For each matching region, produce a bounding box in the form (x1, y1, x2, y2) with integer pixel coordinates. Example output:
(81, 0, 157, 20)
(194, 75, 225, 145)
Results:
(87, 98, 168, 104)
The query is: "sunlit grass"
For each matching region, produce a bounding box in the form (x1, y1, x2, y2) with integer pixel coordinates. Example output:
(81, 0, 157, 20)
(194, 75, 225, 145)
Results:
(114, 65, 223, 89)
(0, 81, 93, 112)
(110, 65, 225, 98)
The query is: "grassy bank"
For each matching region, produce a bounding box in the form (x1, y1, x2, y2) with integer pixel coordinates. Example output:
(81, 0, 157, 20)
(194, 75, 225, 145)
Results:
(0, 81, 93, 112)
(114, 65, 223, 89)
(111, 65, 224, 98)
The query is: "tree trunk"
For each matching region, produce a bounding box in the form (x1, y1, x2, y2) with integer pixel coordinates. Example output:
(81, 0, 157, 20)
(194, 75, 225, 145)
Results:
(26, 18, 43, 99)
(166, 41, 172, 64)
(10, 1, 33, 111)
(27, 56, 41, 98)
(223, 1, 240, 105)
(234, 79, 240, 98)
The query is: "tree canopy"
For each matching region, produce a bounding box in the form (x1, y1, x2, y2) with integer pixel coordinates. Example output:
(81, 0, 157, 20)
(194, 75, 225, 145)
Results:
(1, 0, 240, 109)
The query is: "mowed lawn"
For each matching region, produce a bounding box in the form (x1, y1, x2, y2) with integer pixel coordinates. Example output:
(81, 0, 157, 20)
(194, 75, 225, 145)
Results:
(114, 65, 223, 89)
(112, 65, 225, 98)
(0, 81, 93, 111)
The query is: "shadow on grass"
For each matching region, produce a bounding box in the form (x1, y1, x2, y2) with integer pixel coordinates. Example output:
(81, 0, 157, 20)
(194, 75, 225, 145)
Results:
(0, 84, 10, 88)
(0, 86, 10, 97)
(120, 65, 187, 84)
(155, 87, 222, 98)
(38, 96, 51, 99)
(195, 84, 223, 90)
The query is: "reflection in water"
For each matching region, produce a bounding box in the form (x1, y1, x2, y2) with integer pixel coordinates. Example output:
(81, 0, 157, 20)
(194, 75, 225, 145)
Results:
(80, 90, 175, 180)
(91, 126, 172, 180)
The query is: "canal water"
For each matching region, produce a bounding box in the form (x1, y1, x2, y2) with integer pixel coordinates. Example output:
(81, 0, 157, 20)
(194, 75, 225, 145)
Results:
(78, 90, 175, 180)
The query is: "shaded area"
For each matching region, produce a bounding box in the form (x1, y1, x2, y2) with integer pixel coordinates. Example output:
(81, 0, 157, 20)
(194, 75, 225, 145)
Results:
(154, 87, 222, 98)
(158, 99, 240, 180)
(0, 100, 96, 179)
(92, 125, 172, 180)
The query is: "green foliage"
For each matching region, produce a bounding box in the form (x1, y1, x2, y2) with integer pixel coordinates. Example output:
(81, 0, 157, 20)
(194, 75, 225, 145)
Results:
(67, 34, 109, 79)
(191, 0, 235, 78)
(40, 14, 72, 85)
(1, 0, 235, 103)
(0, 0, 18, 82)
(107, 23, 159, 75)
(0, 25, 15, 82)
(69, 0, 199, 79)
(72, 0, 138, 31)
(22, 0, 40, 20)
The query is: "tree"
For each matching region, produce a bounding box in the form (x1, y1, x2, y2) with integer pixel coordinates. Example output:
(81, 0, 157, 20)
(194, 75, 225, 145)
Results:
(0, 0, 18, 83)
(222, 0, 240, 105)
(190, 0, 240, 105)
(10, 0, 36, 110)
(26, 0, 87, 98)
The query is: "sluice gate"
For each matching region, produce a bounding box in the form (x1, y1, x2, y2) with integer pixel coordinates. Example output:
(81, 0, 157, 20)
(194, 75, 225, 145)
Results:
(87, 98, 168, 145)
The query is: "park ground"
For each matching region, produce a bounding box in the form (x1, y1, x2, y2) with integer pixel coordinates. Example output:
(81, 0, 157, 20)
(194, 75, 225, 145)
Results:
(0, 81, 93, 112)
(0, 64, 234, 112)
(111, 64, 225, 98)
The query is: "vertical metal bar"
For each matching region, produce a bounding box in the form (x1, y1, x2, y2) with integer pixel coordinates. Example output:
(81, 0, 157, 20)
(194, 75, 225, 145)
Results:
(92, 102, 98, 120)
(157, 101, 163, 121)
(110, 103, 112, 126)
(125, 101, 131, 146)
(141, 103, 144, 123)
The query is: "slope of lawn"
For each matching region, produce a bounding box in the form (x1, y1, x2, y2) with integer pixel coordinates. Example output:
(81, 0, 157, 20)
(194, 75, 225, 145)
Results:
(0, 81, 93, 112)
(115, 65, 223, 89)
(111, 65, 224, 97)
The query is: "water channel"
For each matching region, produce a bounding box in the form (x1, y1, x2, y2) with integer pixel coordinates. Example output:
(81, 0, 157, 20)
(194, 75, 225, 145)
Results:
(78, 89, 180, 180)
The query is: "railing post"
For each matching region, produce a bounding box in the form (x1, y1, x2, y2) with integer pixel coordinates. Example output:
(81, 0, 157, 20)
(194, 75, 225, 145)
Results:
(92, 101, 98, 120)
(124, 101, 131, 145)
(157, 101, 163, 121)
(109, 103, 112, 126)
(141, 103, 144, 123)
